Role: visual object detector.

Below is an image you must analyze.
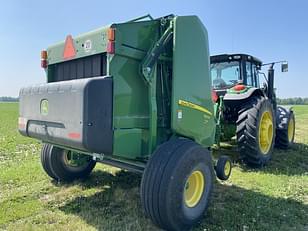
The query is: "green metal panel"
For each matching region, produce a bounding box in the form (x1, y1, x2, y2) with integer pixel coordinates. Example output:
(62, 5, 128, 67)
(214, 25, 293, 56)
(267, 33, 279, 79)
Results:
(47, 26, 109, 65)
(113, 21, 160, 59)
(109, 21, 161, 158)
(109, 21, 160, 130)
(113, 129, 143, 158)
(110, 55, 150, 129)
(171, 16, 215, 147)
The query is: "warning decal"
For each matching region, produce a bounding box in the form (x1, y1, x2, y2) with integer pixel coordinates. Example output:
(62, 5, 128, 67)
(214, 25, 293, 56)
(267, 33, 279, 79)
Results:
(63, 35, 76, 59)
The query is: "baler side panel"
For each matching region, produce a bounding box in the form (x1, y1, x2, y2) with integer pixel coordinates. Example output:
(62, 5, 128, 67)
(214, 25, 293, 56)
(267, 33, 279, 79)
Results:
(171, 16, 215, 147)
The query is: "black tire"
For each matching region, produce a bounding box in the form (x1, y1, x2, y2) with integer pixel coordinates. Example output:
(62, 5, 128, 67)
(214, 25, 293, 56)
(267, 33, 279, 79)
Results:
(275, 107, 295, 149)
(42, 144, 96, 182)
(236, 97, 275, 167)
(41, 143, 57, 179)
(140, 138, 214, 231)
(215, 156, 232, 181)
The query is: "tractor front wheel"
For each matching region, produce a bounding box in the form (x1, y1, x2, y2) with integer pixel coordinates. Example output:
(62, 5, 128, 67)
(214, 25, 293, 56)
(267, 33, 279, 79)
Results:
(140, 138, 214, 231)
(40, 144, 96, 182)
(236, 97, 275, 167)
(215, 155, 232, 180)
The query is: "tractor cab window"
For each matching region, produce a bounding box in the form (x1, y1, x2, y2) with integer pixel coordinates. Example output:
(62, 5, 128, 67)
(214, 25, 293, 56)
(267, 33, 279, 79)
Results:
(211, 61, 240, 89)
(252, 63, 260, 88)
(246, 62, 253, 86)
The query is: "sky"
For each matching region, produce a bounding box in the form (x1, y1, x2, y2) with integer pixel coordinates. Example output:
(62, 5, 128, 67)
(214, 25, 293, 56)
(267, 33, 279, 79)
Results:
(0, 0, 307, 98)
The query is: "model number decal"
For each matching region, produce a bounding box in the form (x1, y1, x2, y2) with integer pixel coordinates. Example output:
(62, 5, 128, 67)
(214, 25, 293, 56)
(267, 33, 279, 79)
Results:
(178, 99, 212, 116)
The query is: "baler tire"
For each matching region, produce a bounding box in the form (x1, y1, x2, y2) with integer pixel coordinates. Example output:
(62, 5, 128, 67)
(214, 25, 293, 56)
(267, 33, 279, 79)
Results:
(41, 143, 57, 180)
(236, 96, 275, 167)
(48, 145, 96, 182)
(275, 110, 295, 149)
(140, 138, 214, 231)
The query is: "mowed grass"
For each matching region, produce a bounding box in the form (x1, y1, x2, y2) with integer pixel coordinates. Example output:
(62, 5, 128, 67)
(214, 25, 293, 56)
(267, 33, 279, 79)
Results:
(0, 102, 307, 231)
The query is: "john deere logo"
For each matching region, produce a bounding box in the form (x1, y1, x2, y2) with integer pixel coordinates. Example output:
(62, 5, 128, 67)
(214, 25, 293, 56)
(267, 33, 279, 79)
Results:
(40, 99, 49, 116)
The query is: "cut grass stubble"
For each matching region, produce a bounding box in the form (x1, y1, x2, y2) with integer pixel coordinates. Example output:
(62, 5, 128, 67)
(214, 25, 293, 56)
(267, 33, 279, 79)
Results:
(0, 103, 307, 231)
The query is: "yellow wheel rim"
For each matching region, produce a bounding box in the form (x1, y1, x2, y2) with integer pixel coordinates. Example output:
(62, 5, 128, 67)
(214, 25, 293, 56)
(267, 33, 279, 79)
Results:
(63, 151, 89, 168)
(184, 170, 205, 207)
(258, 111, 274, 154)
(288, 117, 295, 142)
(224, 161, 231, 176)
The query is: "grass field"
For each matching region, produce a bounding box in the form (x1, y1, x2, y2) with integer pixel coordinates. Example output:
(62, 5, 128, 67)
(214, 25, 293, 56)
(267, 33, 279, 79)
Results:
(0, 102, 307, 231)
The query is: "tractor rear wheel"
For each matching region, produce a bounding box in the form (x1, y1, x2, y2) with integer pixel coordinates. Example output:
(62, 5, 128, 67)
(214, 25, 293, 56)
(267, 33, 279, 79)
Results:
(140, 138, 214, 231)
(236, 97, 275, 167)
(275, 107, 295, 149)
(41, 144, 96, 182)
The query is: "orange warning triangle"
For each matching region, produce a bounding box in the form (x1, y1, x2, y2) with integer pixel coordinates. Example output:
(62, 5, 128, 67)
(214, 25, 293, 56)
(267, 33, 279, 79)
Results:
(63, 35, 76, 59)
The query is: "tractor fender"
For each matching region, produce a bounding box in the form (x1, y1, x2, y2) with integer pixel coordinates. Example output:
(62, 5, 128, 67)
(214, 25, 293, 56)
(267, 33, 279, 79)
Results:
(276, 106, 294, 130)
(223, 87, 265, 101)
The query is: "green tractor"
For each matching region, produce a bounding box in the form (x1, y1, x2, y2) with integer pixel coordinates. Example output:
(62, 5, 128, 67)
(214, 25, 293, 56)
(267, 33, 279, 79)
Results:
(211, 54, 295, 166)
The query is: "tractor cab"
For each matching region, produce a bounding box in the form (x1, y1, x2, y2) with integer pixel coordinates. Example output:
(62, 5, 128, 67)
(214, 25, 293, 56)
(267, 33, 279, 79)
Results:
(210, 54, 262, 95)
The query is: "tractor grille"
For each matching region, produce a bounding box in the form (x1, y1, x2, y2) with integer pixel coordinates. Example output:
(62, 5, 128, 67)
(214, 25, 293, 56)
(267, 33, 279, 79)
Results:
(49, 54, 107, 82)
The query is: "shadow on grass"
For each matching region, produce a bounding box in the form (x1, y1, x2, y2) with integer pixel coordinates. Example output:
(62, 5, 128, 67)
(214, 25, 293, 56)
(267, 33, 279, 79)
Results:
(58, 170, 158, 231)
(201, 182, 308, 231)
(79, 170, 141, 189)
(58, 170, 308, 231)
(49, 167, 142, 188)
(214, 142, 308, 176)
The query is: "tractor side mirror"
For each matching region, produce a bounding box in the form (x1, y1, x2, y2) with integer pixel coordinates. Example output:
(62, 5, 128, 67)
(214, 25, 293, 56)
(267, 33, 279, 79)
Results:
(281, 63, 288, 72)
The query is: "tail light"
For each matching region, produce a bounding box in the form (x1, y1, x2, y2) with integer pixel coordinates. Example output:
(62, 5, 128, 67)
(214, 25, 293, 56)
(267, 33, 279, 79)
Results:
(41, 59, 48, 69)
(211, 90, 219, 102)
(41, 50, 48, 68)
(107, 28, 115, 54)
(107, 42, 115, 54)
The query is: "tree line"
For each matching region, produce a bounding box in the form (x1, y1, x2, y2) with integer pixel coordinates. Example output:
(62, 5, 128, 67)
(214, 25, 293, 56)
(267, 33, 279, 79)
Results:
(0, 97, 19, 102)
(0, 96, 308, 105)
(277, 97, 308, 105)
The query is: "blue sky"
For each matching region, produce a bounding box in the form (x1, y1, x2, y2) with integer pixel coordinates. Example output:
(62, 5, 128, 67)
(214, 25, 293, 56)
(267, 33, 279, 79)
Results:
(0, 0, 307, 97)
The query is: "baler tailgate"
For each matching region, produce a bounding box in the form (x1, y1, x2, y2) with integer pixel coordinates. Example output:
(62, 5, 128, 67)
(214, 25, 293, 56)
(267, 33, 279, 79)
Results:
(19, 77, 113, 154)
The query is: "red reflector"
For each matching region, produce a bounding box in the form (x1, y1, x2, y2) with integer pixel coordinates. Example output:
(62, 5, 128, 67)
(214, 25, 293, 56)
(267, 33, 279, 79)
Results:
(211, 90, 219, 102)
(63, 35, 76, 60)
(107, 41, 115, 54)
(18, 117, 27, 129)
(233, 84, 246, 91)
(41, 59, 48, 68)
(68, 132, 81, 139)
(18, 123, 25, 129)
